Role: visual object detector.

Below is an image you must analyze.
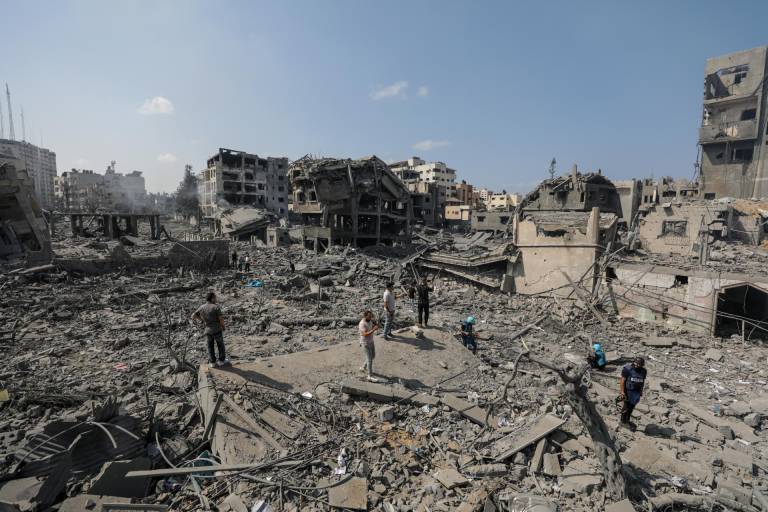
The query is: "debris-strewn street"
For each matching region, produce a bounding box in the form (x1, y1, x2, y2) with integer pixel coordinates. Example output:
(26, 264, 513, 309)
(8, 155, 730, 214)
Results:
(1, 216, 767, 511)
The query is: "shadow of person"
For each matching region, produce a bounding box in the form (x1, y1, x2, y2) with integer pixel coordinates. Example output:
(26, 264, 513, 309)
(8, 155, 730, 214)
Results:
(216, 364, 294, 392)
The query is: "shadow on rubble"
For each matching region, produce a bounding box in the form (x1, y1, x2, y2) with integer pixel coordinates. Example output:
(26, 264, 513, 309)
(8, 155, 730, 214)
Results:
(623, 463, 658, 500)
(387, 332, 445, 351)
(216, 365, 294, 392)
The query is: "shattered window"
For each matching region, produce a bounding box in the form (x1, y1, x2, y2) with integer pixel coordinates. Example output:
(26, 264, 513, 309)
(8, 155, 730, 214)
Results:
(662, 220, 687, 237)
(732, 147, 754, 162)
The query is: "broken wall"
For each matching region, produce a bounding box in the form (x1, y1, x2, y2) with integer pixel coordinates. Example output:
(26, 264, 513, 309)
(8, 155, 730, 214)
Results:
(637, 203, 728, 256)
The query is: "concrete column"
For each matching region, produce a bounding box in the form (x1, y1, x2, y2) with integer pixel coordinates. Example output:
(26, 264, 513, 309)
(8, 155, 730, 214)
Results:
(70, 215, 77, 237)
(587, 207, 600, 245)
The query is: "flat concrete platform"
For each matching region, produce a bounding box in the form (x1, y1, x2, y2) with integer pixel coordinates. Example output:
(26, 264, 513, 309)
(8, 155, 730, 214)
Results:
(207, 326, 478, 394)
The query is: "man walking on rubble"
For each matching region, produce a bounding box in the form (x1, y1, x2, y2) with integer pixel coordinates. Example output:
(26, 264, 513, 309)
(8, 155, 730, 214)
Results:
(231, 249, 238, 269)
(619, 356, 647, 429)
(191, 291, 229, 367)
(358, 310, 380, 382)
(382, 282, 397, 339)
(460, 315, 480, 354)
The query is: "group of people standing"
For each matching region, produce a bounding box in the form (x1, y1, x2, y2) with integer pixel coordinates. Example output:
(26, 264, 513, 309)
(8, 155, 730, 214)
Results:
(231, 250, 251, 272)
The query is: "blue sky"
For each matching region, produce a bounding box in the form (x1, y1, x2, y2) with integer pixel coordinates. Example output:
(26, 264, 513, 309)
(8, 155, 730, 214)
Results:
(4, 1, 768, 193)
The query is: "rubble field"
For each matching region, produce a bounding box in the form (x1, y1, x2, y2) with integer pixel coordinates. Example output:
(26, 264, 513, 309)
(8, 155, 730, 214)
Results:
(1, 229, 768, 512)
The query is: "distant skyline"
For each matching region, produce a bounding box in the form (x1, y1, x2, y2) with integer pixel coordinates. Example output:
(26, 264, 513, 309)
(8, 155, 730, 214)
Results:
(4, 1, 768, 193)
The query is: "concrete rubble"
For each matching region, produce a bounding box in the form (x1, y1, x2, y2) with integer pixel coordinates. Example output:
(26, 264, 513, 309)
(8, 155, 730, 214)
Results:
(1, 178, 768, 512)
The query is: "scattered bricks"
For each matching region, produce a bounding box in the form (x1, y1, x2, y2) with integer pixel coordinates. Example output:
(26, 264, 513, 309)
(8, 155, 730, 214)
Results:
(377, 406, 395, 422)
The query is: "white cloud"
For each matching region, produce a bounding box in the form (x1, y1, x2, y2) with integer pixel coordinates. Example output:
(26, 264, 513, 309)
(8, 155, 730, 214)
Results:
(157, 153, 178, 163)
(138, 96, 175, 115)
(412, 139, 450, 151)
(370, 81, 409, 100)
(73, 157, 89, 167)
(417, 85, 429, 97)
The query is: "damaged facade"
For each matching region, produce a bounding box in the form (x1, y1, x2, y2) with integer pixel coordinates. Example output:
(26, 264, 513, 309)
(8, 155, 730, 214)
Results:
(290, 155, 413, 249)
(699, 45, 768, 199)
(54, 164, 147, 213)
(198, 148, 289, 219)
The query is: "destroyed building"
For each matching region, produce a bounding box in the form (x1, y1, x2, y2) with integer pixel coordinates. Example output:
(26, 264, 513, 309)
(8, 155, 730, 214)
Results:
(198, 148, 289, 219)
(0, 152, 52, 263)
(0, 138, 57, 210)
(699, 45, 768, 199)
(54, 163, 147, 213)
(290, 155, 413, 249)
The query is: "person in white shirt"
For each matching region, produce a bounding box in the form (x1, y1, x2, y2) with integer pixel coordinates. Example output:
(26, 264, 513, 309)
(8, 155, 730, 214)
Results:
(382, 282, 397, 339)
(358, 310, 379, 381)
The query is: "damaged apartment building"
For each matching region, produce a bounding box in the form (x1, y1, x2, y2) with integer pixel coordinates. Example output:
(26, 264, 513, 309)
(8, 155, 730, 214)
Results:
(197, 148, 289, 240)
(419, 167, 621, 296)
(290, 155, 413, 250)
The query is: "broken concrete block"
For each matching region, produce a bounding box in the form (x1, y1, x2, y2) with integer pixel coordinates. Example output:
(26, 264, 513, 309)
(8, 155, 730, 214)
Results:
(88, 457, 151, 498)
(542, 453, 561, 476)
(720, 447, 753, 471)
(724, 401, 751, 417)
(434, 468, 469, 489)
(219, 493, 249, 512)
(605, 499, 636, 512)
(560, 459, 602, 495)
(463, 464, 507, 477)
(642, 337, 676, 347)
(327, 477, 367, 510)
(743, 412, 762, 428)
(704, 348, 723, 361)
(377, 406, 395, 422)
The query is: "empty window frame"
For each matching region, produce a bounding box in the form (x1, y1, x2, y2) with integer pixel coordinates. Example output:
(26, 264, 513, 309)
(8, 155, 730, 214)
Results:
(661, 220, 687, 237)
(732, 147, 754, 162)
(741, 109, 757, 121)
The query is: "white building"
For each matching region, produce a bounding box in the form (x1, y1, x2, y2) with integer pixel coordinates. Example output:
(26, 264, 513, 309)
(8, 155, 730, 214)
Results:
(488, 192, 520, 211)
(55, 162, 147, 212)
(478, 188, 493, 203)
(0, 139, 57, 209)
(389, 157, 457, 224)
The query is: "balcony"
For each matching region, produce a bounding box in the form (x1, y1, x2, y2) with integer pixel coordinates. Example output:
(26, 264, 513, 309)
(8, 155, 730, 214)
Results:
(699, 119, 757, 143)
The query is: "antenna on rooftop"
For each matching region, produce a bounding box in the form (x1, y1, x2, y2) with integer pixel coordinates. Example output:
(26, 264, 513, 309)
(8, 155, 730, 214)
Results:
(6, 84, 15, 141)
(548, 157, 556, 179)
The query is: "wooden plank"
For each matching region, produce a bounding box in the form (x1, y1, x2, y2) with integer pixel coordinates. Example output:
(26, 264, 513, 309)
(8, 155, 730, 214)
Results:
(220, 395, 282, 450)
(258, 407, 303, 440)
(493, 414, 566, 462)
(202, 393, 223, 441)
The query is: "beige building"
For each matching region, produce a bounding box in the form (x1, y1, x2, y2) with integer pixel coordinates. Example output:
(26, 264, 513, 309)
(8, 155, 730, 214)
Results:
(488, 192, 519, 211)
(198, 148, 289, 218)
(445, 204, 472, 222)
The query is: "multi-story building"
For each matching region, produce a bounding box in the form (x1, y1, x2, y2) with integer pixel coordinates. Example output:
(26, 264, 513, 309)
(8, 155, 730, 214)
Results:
(198, 148, 289, 218)
(478, 188, 493, 203)
(55, 163, 147, 212)
(698, 45, 768, 199)
(0, 139, 57, 209)
(488, 192, 520, 211)
(453, 180, 476, 206)
(389, 156, 457, 225)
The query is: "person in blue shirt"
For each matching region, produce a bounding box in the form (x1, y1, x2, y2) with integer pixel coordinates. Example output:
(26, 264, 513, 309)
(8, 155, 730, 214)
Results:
(588, 343, 607, 369)
(620, 356, 647, 428)
(460, 316, 480, 354)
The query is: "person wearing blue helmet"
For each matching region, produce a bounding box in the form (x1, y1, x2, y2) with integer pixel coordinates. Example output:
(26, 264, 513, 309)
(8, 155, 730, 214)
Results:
(460, 315, 479, 354)
(588, 342, 607, 369)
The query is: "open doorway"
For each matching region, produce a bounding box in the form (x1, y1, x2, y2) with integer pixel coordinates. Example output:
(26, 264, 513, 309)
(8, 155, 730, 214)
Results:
(715, 283, 768, 340)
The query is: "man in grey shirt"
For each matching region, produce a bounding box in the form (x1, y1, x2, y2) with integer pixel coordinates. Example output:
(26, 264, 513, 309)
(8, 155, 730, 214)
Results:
(191, 291, 228, 367)
(358, 310, 379, 382)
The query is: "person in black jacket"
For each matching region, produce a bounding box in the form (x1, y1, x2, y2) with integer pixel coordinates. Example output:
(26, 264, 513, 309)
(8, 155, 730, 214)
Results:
(413, 277, 433, 327)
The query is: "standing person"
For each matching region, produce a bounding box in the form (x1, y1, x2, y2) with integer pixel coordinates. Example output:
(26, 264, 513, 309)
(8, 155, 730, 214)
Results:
(231, 249, 238, 269)
(415, 276, 433, 328)
(191, 291, 229, 367)
(358, 310, 380, 382)
(460, 315, 480, 354)
(619, 356, 647, 429)
(244, 254, 251, 272)
(238, 254, 245, 271)
(382, 282, 396, 340)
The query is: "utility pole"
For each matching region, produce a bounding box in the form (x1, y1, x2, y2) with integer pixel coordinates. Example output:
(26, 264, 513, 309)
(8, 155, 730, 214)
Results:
(0, 90, 4, 139)
(6, 84, 15, 141)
